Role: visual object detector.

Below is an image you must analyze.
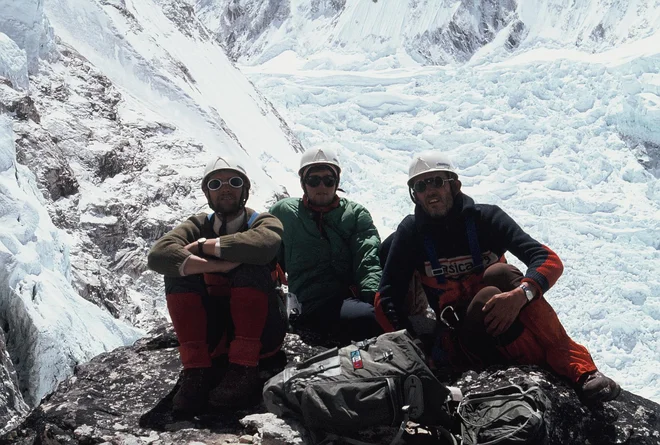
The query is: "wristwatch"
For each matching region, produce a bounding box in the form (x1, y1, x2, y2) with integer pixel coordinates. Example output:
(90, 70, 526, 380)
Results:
(519, 283, 535, 302)
(197, 238, 207, 256)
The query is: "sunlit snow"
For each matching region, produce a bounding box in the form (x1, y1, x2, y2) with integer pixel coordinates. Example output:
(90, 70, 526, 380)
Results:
(234, 3, 660, 401)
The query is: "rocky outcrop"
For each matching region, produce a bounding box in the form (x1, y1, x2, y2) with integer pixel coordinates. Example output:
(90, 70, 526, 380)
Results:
(2, 326, 658, 445)
(198, 0, 521, 66)
(0, 329, 29, 436)
(408, 0, 519, 65)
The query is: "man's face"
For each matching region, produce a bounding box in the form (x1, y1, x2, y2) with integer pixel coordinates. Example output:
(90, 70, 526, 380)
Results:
(205, 170, 244, 215)
(413, 172, 456, 218)
(304, 166, 338, 206)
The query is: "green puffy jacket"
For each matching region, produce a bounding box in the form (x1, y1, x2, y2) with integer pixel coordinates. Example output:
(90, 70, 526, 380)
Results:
(269, 197, 382, 317)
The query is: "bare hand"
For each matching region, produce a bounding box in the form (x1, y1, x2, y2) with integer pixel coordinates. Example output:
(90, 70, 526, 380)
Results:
(184, 242, 199, 255)
(482, 289, 527, 337)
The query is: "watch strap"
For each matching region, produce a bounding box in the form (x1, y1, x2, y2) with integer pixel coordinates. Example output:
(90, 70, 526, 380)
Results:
(519, 283, 534, 302)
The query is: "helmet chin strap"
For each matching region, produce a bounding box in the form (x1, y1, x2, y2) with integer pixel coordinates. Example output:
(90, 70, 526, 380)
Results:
(409, 187, 417, 204)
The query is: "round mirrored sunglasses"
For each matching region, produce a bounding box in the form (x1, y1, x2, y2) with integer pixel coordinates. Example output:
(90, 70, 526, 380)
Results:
(207, 176, 244, 191)
(304, 175, 337, 188)
(413, 176, 454, 193)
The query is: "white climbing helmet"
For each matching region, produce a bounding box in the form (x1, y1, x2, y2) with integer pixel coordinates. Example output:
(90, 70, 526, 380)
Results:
(407, 151, 457, 186)
(298, 145, 342, 178)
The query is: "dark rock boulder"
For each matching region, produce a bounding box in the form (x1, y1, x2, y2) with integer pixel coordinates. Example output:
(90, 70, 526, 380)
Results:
(455, 367, 659, 444)
(1, 325, 658, 444)
(0, 325, 318, 445)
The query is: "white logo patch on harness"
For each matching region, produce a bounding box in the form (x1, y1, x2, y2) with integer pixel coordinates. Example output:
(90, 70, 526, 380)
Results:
(424, 251, 500, 278)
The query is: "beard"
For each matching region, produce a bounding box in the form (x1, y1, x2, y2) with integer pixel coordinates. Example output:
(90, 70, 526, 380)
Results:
(308, 192, 335, 207)
(212, 194, 241, 215)
(421, 193, 453, 219)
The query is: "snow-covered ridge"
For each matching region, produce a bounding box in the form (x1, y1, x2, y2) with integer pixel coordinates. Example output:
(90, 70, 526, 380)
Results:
(45, 0, 302, 197)
(197, 0, 660, 68)
(1, 0, 304, 429)
(0, 0, 139, 428)
(0, 113, 141, 420)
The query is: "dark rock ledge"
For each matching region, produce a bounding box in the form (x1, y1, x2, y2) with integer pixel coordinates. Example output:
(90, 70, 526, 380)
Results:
(1, 325, 658, 445)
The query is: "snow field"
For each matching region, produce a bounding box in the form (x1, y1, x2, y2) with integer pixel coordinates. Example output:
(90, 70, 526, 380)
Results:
(245, 46, 660, 400)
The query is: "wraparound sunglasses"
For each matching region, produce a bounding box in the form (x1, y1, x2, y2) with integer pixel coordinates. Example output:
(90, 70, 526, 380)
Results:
(413, 176, 454, 193)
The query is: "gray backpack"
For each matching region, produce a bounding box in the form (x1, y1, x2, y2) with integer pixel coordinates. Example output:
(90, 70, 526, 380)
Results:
(457, 384, 549, 445)
(263, 330, 456, 445)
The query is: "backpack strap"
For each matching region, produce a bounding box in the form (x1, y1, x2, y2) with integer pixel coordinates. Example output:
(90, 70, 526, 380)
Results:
(247, 211, 259, 228)
(422, 234, 446, 285)
(207, 211, 260, 229)
(465, 214, 484, 274)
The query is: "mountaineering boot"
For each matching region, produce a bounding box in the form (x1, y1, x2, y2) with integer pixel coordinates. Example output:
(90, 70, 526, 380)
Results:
(211, 354, 230, 387)
(208, 363, 262, 409)
(579, 370, 621, 403)
(172, 367, 213, 418)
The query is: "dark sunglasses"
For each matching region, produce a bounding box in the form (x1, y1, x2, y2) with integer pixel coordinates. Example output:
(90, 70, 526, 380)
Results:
(305, 175, 337, 188)
(207, 176, 244, 191)
(413, 176, 454, 193)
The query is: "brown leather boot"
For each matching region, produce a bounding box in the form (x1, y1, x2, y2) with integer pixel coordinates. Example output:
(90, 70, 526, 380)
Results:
(172, 367, 213, 418)
(579, 371, 621, 403)
(208, 363, 262, 409)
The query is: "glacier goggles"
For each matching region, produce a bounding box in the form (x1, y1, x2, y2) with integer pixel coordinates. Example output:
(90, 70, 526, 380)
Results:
(413, 176, 454, 193)
(207, 176, 244, 191)
(304, 175, 337, 188)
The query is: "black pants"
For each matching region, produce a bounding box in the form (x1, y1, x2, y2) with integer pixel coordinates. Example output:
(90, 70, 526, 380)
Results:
(297, 297, 383, 345)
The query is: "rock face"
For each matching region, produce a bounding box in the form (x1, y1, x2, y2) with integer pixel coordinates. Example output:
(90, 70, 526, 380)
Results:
(2, 326, 658, 445)
(196, 0, 522, 65)
(406, 0, 519, 64)
(0, 329, 29, 436)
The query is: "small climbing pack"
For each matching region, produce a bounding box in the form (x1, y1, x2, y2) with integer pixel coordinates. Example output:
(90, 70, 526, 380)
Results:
(263, 330, 457, 444)
(457, 384, 549, 445)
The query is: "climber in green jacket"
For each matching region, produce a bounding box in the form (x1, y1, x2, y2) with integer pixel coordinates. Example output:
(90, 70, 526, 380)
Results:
(270, 145, 383, 343)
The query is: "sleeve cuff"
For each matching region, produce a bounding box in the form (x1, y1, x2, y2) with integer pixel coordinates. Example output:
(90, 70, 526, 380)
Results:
(178, 256, 191, 276)
(214, 238, 221, 258)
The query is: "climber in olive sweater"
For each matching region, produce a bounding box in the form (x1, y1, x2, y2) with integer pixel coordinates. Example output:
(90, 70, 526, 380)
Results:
(148, 156, 285, 417)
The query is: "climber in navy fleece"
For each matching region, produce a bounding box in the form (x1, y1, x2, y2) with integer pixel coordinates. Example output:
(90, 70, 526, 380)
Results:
(375, 150, 620, 403)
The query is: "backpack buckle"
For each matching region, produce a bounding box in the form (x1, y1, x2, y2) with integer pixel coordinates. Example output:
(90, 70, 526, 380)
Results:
(439, 305, 460, 330)
(403, 375, 424, 419)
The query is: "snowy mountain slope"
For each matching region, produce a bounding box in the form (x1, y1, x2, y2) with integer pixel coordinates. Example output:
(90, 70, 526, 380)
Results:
(203, 0, 660, 402)
(0, 0, 56, 73)
(198, 0, 660, 67)
(0, 110, 140, 423)
(44, 0, 303, 200)
(1, 0, 304, 427)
